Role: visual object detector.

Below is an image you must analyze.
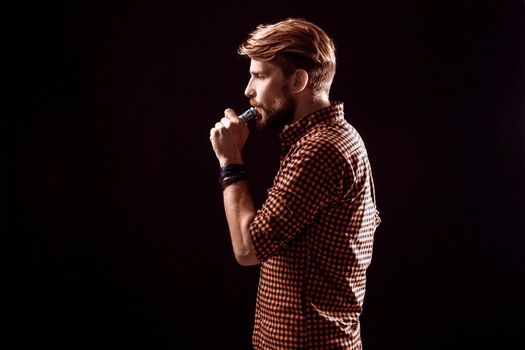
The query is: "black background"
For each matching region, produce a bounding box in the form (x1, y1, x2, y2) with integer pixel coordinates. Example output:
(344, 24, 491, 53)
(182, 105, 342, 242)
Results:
(4, 0, 524, 349)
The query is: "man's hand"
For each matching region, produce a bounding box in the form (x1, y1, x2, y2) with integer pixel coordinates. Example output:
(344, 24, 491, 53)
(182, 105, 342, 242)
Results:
(210, 108, 249, 166)
(209, 108, 259, 266)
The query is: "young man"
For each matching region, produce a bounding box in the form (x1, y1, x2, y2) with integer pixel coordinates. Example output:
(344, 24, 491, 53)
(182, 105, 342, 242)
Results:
(210, 18, 380, 349)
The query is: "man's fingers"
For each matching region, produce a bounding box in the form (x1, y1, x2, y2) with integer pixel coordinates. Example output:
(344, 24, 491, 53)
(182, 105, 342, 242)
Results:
(210, 108, 245, 139)
(224, 108, 238, 119)
(210, 122, 223, 137)
(221, 117, 232, 127)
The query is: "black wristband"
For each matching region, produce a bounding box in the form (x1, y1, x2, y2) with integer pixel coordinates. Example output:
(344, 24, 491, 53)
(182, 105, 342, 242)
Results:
(220, 163, 246, 179)
(220, 174, 248, 190)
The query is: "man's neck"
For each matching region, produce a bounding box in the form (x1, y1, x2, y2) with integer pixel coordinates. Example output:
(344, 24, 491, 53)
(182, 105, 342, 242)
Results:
(292, 94, 331, 124)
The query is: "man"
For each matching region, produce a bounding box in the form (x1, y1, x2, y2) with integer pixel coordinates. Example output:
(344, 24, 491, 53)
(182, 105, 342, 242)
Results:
(209, 18, 380, 349)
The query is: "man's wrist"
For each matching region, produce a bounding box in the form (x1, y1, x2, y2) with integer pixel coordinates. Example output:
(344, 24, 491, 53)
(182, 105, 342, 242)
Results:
(219, 155, 244, 167)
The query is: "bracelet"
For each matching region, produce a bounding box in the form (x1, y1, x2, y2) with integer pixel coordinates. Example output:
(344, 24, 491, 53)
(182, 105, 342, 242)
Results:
(219, 164, 248, 190)
(220, 163, 246, 179)
(220, 174, 248, 190)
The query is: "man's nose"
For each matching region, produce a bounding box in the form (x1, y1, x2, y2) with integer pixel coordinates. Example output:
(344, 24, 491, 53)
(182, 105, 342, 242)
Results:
(244, 80, 255, 98)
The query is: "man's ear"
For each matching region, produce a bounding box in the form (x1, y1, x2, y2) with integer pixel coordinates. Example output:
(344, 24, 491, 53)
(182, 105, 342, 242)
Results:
(291, 69, 309, 94)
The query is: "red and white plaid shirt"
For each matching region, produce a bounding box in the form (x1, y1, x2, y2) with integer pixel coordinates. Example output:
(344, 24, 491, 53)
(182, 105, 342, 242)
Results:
(249, 102, 380, 349)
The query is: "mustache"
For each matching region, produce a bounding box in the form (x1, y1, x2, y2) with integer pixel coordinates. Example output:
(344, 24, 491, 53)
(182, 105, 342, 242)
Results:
(250, 100, 261, 108)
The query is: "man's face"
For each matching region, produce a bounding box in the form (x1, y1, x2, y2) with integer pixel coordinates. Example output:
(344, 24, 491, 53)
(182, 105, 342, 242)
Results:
(244, 59, 295, 131)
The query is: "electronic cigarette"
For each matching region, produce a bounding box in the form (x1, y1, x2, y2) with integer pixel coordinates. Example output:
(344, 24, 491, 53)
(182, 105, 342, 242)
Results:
(238, 107, 259, 122)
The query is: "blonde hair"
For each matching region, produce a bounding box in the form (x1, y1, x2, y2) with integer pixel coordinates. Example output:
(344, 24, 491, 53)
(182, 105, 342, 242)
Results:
(238, 18, 336, 95)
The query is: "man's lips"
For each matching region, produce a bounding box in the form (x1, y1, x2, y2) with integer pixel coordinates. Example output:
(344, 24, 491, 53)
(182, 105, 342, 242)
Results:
(250, 105, 263, 115)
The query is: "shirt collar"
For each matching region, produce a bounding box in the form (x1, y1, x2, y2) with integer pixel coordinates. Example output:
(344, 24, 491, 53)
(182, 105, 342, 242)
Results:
(279, 101, 345, 152)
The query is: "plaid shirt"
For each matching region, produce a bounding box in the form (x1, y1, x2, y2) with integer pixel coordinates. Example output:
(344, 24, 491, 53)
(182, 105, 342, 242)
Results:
(249, 102, 380, 349)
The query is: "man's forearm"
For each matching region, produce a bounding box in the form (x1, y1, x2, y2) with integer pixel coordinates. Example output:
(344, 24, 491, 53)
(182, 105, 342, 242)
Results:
(223, 180, 260, 266)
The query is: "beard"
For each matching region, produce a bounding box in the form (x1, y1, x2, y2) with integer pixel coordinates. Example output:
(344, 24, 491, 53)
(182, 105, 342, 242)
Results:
(254, 95, 296, 132)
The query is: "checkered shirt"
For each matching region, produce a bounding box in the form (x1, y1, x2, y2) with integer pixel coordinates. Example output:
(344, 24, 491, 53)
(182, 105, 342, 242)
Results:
(248, 102, 380, 349)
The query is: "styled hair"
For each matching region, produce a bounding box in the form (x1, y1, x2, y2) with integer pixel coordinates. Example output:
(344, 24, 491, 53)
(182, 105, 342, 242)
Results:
(238, 18, 336, 95)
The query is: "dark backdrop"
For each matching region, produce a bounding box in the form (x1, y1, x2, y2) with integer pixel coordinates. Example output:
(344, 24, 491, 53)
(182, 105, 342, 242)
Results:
(4, 0, 524, 349)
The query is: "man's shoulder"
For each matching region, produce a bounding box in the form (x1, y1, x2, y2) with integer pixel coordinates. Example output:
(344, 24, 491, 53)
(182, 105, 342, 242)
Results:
(299, 119, 363, 156)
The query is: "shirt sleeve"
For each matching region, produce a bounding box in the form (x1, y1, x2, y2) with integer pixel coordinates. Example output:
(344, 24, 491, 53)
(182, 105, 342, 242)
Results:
(249, 142, 345, 262)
